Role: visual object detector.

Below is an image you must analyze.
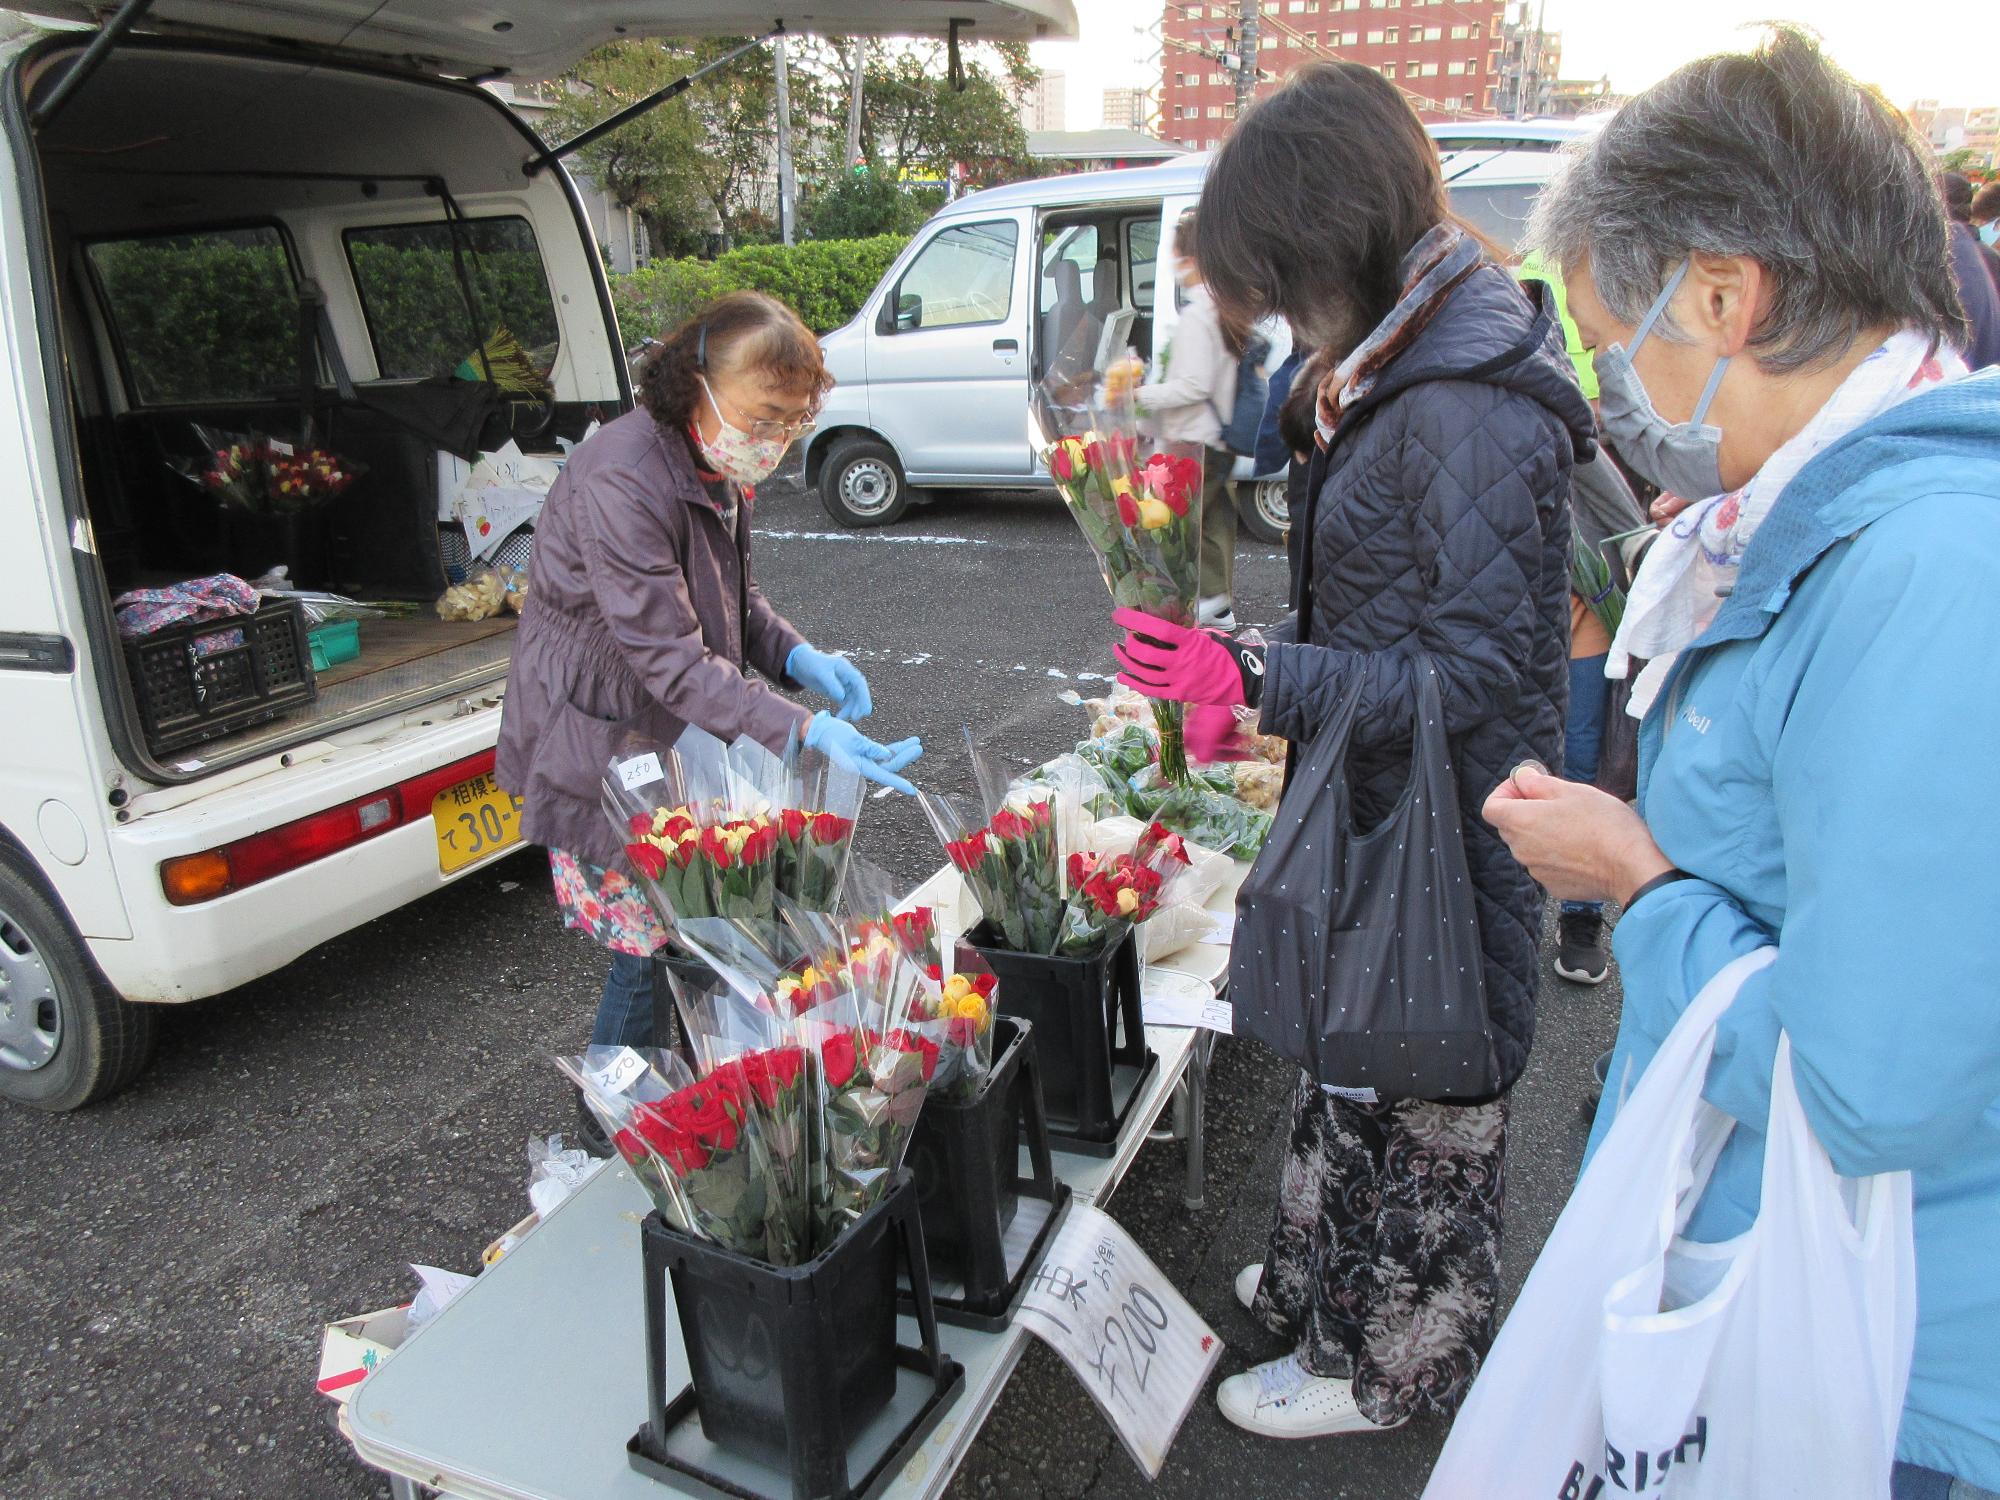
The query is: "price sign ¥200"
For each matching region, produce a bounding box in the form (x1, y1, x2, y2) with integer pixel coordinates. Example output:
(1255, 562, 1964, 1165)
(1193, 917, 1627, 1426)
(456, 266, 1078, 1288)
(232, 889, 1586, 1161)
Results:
(1016, 1205, 1225, 1479)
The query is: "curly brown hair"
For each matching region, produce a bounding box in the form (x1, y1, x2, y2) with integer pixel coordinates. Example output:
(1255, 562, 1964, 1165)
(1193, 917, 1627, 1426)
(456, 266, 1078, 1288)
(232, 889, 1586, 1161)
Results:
(638, 290, 833, 434)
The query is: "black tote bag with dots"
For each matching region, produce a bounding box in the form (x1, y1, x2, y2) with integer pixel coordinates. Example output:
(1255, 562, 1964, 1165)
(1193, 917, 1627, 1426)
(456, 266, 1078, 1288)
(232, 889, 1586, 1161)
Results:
(1230, 665, 1500, 1102)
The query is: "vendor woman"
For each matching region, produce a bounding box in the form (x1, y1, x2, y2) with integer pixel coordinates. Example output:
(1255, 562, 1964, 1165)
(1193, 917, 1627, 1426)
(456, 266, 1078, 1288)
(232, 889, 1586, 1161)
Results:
(497, 291, 922, 1076)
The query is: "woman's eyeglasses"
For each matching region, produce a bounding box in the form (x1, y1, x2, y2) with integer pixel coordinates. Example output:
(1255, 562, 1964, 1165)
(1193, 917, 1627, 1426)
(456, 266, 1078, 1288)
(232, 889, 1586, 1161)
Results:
(705, 377, 819, 442)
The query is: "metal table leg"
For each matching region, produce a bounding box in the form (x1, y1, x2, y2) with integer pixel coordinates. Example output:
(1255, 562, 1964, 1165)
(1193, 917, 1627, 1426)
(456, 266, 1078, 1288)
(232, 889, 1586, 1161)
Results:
(1183, 1029, 1214, 1209)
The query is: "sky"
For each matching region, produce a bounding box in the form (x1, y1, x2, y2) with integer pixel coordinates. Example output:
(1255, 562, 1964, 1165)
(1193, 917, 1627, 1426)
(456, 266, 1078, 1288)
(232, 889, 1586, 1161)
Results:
(1029, 0, 2000, 127)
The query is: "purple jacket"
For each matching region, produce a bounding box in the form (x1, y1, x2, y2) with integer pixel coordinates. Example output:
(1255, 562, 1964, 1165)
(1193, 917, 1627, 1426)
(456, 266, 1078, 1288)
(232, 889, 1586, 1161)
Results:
(496, 407, 810, 868)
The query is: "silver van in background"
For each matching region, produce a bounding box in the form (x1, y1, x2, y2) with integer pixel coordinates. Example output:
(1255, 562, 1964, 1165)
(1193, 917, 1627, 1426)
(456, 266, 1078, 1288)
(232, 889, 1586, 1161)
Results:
(805, 121, 1595, 536)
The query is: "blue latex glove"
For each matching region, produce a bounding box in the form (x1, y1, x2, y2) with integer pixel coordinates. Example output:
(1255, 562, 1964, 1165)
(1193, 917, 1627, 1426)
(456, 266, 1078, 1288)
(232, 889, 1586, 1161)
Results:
(803, 713, 922, 796)
(786, 643, 872, 721)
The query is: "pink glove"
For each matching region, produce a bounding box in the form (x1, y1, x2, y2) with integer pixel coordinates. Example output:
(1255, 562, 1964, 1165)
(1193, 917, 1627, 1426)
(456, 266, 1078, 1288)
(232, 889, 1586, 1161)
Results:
(1186, 704, 1256, 763)
(1111, 607, 1262, 708)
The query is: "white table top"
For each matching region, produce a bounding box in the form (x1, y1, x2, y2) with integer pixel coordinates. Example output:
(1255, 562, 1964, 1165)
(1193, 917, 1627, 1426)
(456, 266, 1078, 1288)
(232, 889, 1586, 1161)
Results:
(346, 857, 1242, 1500)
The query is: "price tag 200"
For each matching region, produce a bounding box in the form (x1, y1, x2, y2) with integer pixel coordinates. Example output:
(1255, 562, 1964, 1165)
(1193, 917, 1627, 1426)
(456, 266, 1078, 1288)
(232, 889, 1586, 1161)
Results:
(1016, 1205, 1224, 1480)
(588, 1046, 648, 1098)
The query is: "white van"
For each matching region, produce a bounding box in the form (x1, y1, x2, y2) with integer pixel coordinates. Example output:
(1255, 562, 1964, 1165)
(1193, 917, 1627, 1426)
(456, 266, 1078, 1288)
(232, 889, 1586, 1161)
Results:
(0, 0, 1075, 1110)
(806, 121, 1594, 537)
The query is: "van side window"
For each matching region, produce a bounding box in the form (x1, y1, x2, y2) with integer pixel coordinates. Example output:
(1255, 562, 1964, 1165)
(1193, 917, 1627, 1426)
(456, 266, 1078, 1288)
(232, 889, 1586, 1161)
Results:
(344, 217, 561, 381)
(86, 227, 299, 405)
(892, 221, 1018, 330)
(1125, 219, 1160, 313)
(1447, 183, 1541, 254)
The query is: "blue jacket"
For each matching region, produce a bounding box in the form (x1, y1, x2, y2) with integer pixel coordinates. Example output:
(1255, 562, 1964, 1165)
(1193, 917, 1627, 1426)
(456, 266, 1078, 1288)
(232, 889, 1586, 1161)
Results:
(1588, 368, 2000, 1487)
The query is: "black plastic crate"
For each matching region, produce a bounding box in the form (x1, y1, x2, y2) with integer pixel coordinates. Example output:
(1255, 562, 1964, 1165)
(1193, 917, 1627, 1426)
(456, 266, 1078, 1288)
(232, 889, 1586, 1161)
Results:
(649, 947, 714, 1066)
(122, 597, 317, 756)
(631, 1172, 961, 1500)
(904, 1016, 1072, 1329)
(962, 923, 1158, 1154)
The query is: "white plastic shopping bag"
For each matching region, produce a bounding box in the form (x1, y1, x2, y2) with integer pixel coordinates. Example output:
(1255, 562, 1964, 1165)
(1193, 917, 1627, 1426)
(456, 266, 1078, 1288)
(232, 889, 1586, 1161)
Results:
(1422, 948, 1915, 1500)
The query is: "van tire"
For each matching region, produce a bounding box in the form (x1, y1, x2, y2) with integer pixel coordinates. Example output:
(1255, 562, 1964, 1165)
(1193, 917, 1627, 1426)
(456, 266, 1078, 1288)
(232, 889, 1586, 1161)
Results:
(818, 437, 910, 528)
(0, 853, 155, 1112)
(1236, 478, 1290, 546)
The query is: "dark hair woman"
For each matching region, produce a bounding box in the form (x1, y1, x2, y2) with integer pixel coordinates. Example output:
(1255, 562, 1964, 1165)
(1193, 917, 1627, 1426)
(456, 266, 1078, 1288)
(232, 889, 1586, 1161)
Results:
(497, 291, 922, 1122)
(1111, 62, 1591, 1437)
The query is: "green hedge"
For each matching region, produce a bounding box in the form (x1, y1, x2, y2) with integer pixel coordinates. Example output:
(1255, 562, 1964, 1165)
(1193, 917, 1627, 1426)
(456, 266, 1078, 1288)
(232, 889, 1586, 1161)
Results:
(610, 235, 909, 341)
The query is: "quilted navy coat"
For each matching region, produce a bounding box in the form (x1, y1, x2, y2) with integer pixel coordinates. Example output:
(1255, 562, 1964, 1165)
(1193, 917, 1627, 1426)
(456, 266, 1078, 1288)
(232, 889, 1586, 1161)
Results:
(1259, 263, 1593, 1096)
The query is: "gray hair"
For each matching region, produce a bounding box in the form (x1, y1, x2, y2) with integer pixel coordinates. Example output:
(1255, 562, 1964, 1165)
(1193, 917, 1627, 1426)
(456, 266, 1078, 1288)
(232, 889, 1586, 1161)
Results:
(1528, 27, 1966, 372)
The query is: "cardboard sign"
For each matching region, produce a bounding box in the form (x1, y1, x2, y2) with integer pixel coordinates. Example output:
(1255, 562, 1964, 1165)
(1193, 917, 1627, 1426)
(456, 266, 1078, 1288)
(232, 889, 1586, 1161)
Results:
(1017, 1205, 1223, 1479)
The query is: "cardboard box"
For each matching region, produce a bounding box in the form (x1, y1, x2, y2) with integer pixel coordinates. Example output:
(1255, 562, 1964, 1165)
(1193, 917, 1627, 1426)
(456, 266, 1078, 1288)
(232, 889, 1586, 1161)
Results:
(316, 1304, 410, 1403)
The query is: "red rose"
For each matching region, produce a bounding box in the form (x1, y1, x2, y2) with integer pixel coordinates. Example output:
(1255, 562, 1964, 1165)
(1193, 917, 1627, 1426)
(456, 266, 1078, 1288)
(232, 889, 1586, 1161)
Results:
(925, 963, 944, 983)
(1116, 492, 1140, 527)
(666, 1075, 742, 1151)
(895, 907, 934, 942)
(700, 827, 735, 870)
(809, 812, 850, 845)
(946, 1016, 979, 1049)
(821, 1030, 859, 1088)
(885, 1028, 940, 1081)
(768, 1045, 804, 1091)
(671, 839, 698, 870)
(740, 824, 778, 864)
(780, 807, 810, 840)
(948, 830, 990, 871)
(990, 808, 1027, 842)
(1067, 850, 1100, 886)
(626, 841, 668, 880)
(660, 813, 695, 841)
(629, 812, 654, 837)
(970, 973, 998, 999)
(1084, 437, 1108, 470)
(625, 1103, 710, 1175)
(1110, 432, 1138, 467)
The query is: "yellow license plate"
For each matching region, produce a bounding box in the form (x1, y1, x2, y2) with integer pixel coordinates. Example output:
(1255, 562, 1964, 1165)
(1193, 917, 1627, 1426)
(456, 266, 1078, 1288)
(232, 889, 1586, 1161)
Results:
(433, 773, 524, 874)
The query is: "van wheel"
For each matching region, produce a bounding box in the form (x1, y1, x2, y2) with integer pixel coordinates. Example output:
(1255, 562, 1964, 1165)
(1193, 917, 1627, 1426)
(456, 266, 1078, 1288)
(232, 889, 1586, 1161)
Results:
(819, 438, 910, 528)
(1236, 479, 1290, 546)
(0, 853, 155, 1112)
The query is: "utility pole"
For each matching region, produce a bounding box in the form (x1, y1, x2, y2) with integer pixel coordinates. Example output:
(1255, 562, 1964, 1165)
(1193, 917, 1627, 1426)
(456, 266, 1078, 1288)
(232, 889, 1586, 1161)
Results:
(844, 40, 866, 169)
(773, 33, 796, 244)
(1235, 0, 1258, 117)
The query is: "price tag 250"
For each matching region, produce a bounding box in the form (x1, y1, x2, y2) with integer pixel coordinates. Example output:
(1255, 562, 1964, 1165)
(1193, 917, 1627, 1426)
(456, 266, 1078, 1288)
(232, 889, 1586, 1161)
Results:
(1017, 1205, 1224, 1480)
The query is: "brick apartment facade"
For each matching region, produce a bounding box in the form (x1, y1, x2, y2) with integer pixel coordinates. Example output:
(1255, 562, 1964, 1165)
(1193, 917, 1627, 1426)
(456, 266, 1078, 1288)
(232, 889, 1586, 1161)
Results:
(1160, 0, 1513, 146)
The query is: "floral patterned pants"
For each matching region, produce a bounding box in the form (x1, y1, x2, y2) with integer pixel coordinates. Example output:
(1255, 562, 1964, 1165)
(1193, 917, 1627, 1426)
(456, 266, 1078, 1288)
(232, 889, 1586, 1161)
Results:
(1249, 1072, 1508, 1425)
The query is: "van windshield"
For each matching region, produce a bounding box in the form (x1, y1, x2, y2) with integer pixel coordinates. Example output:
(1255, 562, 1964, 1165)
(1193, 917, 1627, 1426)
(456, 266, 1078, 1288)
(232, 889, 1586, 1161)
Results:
(86, 227, 299, 405)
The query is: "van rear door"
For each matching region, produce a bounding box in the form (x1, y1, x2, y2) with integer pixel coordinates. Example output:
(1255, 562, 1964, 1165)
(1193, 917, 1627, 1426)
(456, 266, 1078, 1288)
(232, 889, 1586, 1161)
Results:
(23, 1, 1077, 78)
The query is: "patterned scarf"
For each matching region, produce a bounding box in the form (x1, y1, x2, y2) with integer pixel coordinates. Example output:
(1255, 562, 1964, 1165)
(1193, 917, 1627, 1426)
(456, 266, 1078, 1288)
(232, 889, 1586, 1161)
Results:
(1611, 329, 1966, 715)
(1315, 223, 1484, 443)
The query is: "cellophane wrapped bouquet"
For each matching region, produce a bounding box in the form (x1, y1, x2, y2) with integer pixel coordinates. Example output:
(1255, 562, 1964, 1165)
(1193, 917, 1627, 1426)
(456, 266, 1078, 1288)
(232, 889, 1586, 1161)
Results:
(921, 732, 1193, 960)
(842, 859, 998, 1104)
(557, 1036, 812, 1265)
(603, 726, 862, 929)
(656, 912, 936, 1248)
(1034, 350, 1205, 784)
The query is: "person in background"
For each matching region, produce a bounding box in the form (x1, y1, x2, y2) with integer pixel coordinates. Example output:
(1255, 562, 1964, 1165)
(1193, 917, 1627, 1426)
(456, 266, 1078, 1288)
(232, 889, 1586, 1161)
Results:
(1484, 30, 1997, 1499)
(1135, 208, 1245, 630)
(1516, 251, 1617, 986)
(496, 292, 923, 1146)
(1941, 172, 2000, 369)
(1974, 180, 2000, 248)
(1116, 61, 1589, 1441)
(1253, 342, 1314, 592)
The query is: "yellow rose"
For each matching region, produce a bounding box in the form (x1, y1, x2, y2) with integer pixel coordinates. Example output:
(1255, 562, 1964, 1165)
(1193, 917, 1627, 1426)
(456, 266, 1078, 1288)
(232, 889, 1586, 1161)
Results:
(942, 974, 973, 1004)
(1117, 887, 1142, 916)
(1135, 496, 1174, 530)
(1109, 473, 1134, 499)
(952, 993, 989, 1025)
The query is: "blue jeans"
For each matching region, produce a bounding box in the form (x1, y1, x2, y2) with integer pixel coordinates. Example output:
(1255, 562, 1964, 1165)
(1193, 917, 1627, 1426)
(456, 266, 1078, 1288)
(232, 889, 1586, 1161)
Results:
(1563, 653, 1611, 918)
(1892, 1463, 2000, 1500)
(590, 950, 656, 1048)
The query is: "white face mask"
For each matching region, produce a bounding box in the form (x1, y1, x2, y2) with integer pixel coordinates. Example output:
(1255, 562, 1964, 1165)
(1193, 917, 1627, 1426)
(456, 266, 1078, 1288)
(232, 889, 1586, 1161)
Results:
(696, 376, 792, 486)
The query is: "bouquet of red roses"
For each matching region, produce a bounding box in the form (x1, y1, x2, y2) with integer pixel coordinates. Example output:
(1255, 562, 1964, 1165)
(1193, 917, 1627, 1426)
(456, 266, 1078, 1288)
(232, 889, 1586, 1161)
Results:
(267, 446, 361, 512)
(1054, 822, 1192, 956)
(674, 912, 941, 1251)
(558, 1043, 812, 1264)
(922, 791, 1063, 954)
(1037, 368, 1207, 784)
(604, 727, 863, 934)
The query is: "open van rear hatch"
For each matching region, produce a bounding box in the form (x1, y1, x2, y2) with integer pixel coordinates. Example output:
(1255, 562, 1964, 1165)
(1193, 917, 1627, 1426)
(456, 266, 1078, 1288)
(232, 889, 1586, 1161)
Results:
(22, 0, 1077, 78)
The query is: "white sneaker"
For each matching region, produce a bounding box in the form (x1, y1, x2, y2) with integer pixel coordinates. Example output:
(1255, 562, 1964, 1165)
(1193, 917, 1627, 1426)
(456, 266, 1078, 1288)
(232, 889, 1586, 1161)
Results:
(1215, 1354, 1408, 1439)
(1198, 595, 1237, 631)
(1235, 1262, 1264, 1312)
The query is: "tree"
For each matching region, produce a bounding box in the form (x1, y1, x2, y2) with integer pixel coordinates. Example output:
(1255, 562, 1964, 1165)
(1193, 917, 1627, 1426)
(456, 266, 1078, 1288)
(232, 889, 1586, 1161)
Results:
(856, 40, 1034, 187)
(548, 39, 788, 256)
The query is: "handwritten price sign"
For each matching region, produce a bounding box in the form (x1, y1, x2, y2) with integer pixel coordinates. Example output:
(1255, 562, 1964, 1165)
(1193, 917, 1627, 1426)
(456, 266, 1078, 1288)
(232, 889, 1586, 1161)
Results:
(1016, 1205, 1224, 1478)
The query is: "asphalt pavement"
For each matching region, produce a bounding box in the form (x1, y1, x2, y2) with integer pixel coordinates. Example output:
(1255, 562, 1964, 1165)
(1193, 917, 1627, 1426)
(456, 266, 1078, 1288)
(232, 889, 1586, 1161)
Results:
(0, 462, 1623, 1500)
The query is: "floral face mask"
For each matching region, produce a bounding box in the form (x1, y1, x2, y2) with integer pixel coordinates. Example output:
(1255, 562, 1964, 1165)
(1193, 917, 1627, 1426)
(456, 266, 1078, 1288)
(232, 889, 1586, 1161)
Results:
(696, 376, 796, 485)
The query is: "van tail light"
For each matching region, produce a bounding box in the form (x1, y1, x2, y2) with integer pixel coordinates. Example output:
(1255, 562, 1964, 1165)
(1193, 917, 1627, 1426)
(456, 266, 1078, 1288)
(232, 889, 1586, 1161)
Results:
(159, 750, 498, 905)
